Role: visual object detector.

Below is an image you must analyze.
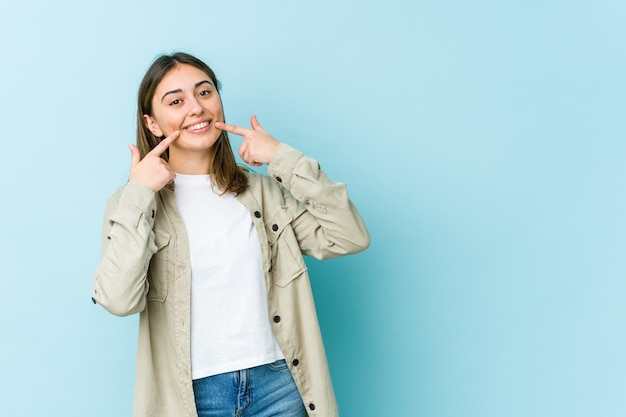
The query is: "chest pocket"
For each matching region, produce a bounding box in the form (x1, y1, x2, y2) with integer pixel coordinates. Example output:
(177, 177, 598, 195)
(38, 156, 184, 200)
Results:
(265, 206, 307, 287)
(147, 229, 171, 302)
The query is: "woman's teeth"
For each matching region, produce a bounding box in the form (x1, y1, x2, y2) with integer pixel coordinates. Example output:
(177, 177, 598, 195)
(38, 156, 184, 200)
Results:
(186, 121, 210, 131)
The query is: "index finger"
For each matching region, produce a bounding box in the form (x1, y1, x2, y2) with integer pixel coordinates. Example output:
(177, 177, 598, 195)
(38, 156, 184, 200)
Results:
(149, 130, 180, 156)
(215, 121, 251, 137)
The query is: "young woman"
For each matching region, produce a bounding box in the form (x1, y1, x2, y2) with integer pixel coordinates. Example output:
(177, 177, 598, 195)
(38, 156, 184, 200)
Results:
(92, 52, 369, 417)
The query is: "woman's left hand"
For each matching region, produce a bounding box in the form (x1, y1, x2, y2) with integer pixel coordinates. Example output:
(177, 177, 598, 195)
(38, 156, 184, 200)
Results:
(215, 115, 279, 167)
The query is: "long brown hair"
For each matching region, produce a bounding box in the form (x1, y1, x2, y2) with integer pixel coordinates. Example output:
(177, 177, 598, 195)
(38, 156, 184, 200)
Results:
(136, 52, 249, 193)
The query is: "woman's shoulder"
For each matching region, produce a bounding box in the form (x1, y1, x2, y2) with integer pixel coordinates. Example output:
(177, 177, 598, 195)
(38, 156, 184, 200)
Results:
(105, 181, 156, 208)
(246, 170, 281, 192)
(242, 171, 290, 208)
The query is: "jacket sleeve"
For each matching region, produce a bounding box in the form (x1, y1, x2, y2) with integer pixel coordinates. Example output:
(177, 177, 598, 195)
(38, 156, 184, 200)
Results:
(92, 181, 158, 316)
(267, 143, 370, 260)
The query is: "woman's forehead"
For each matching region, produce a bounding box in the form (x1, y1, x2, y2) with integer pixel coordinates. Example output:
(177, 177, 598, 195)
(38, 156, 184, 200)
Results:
(157, 64, 214, 91)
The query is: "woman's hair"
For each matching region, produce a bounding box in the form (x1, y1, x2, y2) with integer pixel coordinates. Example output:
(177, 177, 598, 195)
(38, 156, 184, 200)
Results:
(136, 52, 249, 193)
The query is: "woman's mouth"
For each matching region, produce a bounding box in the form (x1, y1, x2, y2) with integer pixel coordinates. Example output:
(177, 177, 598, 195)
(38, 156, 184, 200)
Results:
(184, 120, 211, 132)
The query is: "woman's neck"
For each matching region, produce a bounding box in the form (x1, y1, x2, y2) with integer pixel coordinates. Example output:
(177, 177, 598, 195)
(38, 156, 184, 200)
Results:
(168, 149, 213, 175)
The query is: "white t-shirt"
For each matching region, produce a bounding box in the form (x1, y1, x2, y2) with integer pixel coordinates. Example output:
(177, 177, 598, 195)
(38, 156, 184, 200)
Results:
(174, 174, 284, 380)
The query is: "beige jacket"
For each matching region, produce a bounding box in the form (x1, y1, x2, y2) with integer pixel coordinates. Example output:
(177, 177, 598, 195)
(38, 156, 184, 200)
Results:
(92, 143, 370, 417)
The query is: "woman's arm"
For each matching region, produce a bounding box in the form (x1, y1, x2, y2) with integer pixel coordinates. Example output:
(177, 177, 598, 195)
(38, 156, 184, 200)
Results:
(93, 132, 180, 315)
(216, 115, 369, 260)
(269, 143, 370, 260)
(92, 182, 158, 316)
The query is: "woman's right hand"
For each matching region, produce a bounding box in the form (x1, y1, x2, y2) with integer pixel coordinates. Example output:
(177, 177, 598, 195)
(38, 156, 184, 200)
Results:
(128, 131, 180, 192)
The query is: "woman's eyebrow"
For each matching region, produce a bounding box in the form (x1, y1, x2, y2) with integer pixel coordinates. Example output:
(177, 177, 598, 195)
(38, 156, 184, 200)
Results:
(161, 80, 214, 103)
(195, 80, 213, 89)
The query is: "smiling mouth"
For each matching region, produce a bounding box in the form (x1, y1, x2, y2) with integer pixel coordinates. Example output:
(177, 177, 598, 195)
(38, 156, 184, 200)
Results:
(184, 120, 211, 131)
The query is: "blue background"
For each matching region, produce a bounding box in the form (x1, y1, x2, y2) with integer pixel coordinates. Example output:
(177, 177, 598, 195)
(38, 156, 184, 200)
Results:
(1, 1, 624, 416)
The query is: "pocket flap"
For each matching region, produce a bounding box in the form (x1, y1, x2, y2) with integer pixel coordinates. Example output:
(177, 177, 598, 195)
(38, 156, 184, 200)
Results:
(265, 206, 291, 245)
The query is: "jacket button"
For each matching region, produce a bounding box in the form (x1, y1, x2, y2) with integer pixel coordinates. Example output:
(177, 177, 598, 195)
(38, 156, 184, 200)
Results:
(254, 211, 261, 218)
(308, 403, 316, 411)
(292, 359, 299, 366)
(268, 265, 273, 273)
(273, 315, 281, 323)
(91, 297, 97, 305)
(151, 209, 155, 218)
(276, 176, 282, 182)
(272, 224, 279, 232)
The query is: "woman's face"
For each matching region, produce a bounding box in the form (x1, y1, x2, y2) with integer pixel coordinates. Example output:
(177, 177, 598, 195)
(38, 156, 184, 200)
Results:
(144, 63, 224, 155)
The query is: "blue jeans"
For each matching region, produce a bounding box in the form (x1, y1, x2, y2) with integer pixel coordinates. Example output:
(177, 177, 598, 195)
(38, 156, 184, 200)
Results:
(192, 360, 306, 417)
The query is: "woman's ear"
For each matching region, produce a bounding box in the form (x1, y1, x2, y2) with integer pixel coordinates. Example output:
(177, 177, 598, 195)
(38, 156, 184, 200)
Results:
(143, 115, 164, 137)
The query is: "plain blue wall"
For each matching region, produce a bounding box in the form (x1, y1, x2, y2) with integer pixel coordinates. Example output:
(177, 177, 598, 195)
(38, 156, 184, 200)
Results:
(1, 1, 624, 416)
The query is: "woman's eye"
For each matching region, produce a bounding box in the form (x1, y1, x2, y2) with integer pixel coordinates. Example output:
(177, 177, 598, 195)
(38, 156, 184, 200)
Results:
(169, 99, 182, 106)
(199, 89, 212, 97)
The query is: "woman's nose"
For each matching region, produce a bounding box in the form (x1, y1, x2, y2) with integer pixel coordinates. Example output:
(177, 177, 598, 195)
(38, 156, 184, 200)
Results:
(188, 98, 204, 116)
